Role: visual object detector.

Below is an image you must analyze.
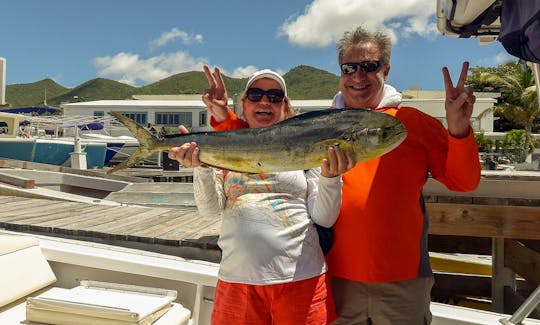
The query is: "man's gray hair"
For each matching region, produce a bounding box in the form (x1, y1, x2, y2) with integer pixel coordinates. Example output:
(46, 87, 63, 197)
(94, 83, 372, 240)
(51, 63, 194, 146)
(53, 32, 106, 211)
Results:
(337, 25, 392, 65)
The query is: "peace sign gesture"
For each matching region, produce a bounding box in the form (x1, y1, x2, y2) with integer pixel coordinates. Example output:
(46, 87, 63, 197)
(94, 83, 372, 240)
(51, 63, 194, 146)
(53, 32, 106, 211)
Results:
(442, 61, 476, 138)
(201, 64, 230, 123)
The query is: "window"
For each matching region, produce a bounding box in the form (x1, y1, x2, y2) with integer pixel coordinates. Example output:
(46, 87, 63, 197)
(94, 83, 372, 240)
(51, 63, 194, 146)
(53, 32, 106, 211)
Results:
(94, 111, 104, 117)
(199, 111, 207, 126)
(156, 112, 192, 127)
(117, 112, 148, 125)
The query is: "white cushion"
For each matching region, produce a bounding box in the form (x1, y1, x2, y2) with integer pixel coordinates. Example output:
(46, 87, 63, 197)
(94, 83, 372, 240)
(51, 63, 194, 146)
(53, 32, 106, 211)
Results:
(0, 235, 57, 307)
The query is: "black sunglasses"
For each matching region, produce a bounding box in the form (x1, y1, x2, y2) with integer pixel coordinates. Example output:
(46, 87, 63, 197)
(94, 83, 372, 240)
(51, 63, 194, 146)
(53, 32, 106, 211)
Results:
(246, 88, 285, 103)
(340, 61, 382, 74)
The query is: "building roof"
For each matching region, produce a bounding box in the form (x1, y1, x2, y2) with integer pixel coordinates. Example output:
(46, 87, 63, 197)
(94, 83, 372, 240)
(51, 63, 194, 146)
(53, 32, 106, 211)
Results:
(61, 99, 221, 108)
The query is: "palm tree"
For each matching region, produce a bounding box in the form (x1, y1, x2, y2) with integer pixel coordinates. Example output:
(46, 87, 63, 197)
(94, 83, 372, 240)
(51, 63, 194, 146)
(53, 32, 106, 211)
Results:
(470, 61, 539, 162)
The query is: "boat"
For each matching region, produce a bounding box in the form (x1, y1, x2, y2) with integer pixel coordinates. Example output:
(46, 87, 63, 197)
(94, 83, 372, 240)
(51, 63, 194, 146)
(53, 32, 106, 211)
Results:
(435, 0, 540, 323)
(20, 114, 142, 166)
(1, 224, 539, 324)
(0, 112, 108, 168)
(0, 157, 538, 324)
(0, 158, 195, 208)
(1, 0, 538, 323)
(0, 229, 218, 325)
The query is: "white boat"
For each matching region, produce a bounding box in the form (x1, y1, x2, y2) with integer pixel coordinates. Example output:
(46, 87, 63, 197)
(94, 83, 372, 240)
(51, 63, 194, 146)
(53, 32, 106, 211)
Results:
(0, 112, 108, 168)
(0, 230, 218, 325)
(1, 229, 539, 325)
(20, 114, 144, 166)
(0, 160, 194, 208)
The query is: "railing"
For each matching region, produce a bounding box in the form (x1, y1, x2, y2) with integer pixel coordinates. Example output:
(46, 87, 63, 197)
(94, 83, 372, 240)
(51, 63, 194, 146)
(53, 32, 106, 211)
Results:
(424, 170, 540, 318)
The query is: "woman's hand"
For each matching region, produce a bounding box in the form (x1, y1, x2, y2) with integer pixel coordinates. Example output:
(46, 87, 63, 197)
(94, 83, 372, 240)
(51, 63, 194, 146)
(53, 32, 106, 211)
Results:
(320, 146, 356, 178)
(167, 125, 205, 168)
(201, 65, 230, 123)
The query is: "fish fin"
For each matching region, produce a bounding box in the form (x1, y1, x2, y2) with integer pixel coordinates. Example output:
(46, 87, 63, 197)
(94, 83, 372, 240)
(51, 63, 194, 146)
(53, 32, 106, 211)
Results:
(107, 112, 161, 174)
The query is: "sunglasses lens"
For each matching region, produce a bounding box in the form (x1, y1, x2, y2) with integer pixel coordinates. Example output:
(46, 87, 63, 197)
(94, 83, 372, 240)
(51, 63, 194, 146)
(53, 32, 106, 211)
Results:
(246, 88, 284, 103)
(360, 61, 380, 72)
(266, 89, 285, 103)
(341, 61, 381, 74)
(340, 63, 357, 75)
(246, 88, 264, 102)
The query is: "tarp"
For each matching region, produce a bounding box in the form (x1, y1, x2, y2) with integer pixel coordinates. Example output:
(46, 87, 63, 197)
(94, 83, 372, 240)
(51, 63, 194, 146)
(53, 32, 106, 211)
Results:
(498, 0, 540, 63)
(0, 107, 60, 115)
(59, 122, 104, 130)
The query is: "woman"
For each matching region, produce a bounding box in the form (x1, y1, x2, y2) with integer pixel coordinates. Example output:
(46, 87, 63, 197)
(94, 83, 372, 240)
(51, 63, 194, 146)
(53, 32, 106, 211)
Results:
(169, 67, 355, 324)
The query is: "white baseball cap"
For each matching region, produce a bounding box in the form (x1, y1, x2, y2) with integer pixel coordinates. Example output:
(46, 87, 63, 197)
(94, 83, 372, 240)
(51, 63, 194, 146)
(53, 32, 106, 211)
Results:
(245, 69, 287, 96)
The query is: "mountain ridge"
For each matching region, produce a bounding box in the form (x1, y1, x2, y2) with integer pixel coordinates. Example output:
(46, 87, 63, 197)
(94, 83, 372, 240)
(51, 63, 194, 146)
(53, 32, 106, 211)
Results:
(5, 65, 340, 108)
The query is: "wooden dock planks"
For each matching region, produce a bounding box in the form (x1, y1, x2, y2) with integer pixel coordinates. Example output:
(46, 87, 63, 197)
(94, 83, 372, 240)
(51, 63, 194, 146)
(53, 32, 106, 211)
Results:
(0, 196, 220, 256)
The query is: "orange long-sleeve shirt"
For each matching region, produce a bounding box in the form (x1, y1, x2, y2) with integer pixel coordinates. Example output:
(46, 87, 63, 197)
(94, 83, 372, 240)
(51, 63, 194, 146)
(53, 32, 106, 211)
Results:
(210, 106, 481, 282)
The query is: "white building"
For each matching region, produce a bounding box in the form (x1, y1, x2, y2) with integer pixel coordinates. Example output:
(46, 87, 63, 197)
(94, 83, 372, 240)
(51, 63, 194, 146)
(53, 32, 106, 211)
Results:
(61, 99, 220, 133)
(60, 93, 498, 133)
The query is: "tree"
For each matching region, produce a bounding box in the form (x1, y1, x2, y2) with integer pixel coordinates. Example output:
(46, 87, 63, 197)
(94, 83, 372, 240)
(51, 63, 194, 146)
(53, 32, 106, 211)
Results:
(469, 61, 539, 162)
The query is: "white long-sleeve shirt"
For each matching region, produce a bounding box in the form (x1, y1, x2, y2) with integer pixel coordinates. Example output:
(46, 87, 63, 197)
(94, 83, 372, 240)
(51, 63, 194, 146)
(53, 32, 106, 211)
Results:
(193, 167, 342, 285)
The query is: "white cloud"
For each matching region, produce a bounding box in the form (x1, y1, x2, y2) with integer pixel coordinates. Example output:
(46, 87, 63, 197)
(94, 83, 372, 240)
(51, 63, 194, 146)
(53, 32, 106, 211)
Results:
(279, 0, 437, 47)
(220, 66, 288, 79)
(93, 51, 209, 86)
(149, 27, 203, 49)
(493, 52, 517, 65)
(476, 52, 517, 67)
(226, 66, 259, 78)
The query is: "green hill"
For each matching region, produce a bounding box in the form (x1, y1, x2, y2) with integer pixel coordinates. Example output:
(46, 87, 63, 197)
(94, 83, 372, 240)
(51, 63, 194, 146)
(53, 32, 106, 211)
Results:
(5, 65, 340, 108)
(137, 71, 247, 96)
(48, 78, 137, 107)
(284, 65, 340, 99)
(5, 79, 69, 108)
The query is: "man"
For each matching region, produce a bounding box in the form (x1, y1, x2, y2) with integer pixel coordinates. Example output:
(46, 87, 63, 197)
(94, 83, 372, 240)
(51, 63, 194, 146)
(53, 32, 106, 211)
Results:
(175, 25, 481, 324)
(323, 25, 480, 324)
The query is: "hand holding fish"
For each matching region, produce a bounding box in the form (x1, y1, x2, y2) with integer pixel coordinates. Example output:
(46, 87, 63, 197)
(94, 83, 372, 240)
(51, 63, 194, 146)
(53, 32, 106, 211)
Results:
(168, 142, 204, 168)
(201, 65, 230, 123)
(168, 125, 206, 168)
(443, 61, 475, 138)
(321, 146, 356, 178)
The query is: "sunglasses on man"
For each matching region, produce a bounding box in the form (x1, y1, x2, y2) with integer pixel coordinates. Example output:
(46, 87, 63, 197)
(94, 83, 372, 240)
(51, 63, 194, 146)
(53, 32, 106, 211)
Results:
(340, 61, 382, 75)
(246, 88, 285, 103)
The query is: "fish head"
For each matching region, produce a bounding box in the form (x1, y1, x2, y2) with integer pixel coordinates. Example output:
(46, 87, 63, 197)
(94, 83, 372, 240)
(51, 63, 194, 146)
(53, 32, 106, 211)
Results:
(344, 112, 407, 162)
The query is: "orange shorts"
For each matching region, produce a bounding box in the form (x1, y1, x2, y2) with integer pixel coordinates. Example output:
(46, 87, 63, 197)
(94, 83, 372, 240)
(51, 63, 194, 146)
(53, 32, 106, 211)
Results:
(211, 274, 328, 325)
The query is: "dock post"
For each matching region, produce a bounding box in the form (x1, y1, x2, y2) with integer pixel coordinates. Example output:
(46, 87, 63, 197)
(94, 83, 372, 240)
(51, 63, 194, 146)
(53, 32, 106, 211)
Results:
(70, 130, 87, 170)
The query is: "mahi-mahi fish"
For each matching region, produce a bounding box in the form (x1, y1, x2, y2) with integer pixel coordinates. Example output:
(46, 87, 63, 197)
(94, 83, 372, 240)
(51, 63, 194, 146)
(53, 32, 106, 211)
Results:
(108, 108, 407, 174)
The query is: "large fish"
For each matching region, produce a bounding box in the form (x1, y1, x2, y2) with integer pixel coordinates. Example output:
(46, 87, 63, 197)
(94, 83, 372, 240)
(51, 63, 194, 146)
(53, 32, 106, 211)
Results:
(108, 108, 407, 174)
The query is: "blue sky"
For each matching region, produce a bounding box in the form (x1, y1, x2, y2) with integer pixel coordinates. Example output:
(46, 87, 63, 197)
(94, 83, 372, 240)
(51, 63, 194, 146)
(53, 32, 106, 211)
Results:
(1, 0, 515, 92)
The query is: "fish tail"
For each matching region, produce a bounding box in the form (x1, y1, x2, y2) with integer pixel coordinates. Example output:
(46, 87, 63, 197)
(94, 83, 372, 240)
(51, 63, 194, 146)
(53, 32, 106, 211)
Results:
(107, 112, 161, 174)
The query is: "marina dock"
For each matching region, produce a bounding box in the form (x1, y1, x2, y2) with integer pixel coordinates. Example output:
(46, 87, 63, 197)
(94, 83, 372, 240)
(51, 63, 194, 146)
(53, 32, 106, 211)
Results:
(0, 196, 222, 263)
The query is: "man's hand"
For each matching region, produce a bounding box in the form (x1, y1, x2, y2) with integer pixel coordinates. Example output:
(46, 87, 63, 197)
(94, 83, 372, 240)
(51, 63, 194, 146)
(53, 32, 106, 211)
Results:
(320, 146, 356, 178)
(442, 61, 476, 138)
